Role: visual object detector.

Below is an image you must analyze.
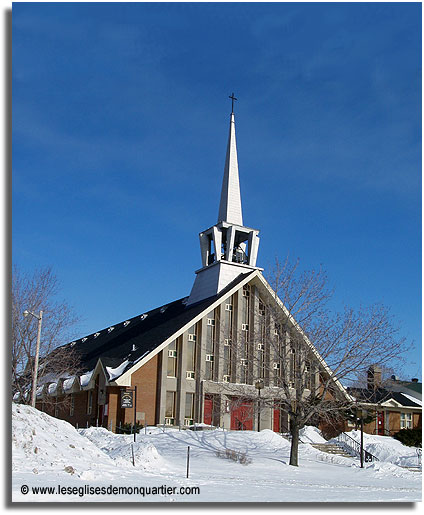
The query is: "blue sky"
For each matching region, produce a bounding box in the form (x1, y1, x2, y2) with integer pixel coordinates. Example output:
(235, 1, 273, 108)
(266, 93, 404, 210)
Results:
(12, 2, 421, 379)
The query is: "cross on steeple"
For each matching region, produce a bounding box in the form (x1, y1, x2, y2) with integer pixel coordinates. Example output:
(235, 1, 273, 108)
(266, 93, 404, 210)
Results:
(229, 92, 237, 113)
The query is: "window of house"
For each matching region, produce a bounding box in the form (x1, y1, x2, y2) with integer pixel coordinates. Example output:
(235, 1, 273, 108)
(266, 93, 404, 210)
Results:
(400, 412, 412, 429)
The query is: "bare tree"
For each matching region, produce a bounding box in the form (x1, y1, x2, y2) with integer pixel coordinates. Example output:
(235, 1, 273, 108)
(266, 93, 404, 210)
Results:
(221, 257, 410, 466)
(12, 265, 81, 405)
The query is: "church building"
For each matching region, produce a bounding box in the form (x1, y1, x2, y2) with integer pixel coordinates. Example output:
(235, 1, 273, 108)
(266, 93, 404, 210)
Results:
(33, 100, 344, 433)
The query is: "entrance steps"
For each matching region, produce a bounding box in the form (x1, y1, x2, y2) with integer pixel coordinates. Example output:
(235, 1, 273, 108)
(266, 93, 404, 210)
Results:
(310, 442, 354, 459)
(400, 466, 422, 472)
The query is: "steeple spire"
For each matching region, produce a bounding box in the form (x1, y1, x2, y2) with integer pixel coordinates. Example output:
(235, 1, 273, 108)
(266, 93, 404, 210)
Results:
(218, 104, 243, 226)
(187, 97, 262, 305)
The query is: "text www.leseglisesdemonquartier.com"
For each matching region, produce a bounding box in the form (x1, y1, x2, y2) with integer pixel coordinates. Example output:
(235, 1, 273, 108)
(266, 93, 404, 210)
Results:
(20, 483, 200, 498)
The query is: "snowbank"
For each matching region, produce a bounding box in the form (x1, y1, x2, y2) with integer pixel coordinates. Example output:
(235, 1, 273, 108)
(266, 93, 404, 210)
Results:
(11, 406, 421, 502)
(80, 427, 166, 471)
(300, 425, 327, 444)
(328, 430, 421, 468)
(12, 404, 116, 478)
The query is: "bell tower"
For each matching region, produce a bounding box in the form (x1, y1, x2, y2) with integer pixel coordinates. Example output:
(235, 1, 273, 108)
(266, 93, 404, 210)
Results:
(187, 95, 262, 305)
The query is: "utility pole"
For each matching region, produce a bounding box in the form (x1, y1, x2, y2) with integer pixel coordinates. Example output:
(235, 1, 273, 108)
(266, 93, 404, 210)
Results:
(23, 310, 43, 408)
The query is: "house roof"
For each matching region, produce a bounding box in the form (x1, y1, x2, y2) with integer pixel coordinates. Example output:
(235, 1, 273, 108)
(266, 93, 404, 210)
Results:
(62, 271, 254, 378)
(348, 387, 422, 409)
(397, 381, 422, 394)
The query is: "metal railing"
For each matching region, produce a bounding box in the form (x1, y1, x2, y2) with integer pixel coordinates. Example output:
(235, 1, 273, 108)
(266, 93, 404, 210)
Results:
(335, 432, 379, 463)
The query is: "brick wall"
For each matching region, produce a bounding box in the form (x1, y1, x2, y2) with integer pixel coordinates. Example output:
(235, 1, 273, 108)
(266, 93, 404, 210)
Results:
(35, 390, 95, 429)
(122, 355, 159, 426)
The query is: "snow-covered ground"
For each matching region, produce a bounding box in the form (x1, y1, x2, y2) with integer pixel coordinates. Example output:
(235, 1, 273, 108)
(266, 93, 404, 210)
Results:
(12, 404, 422, 502)
(329, 430, 422, 468)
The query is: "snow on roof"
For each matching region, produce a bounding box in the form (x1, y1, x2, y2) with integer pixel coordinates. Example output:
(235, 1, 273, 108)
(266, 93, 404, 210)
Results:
(106, 360, 130, 381)
(63, 377, 76, 392)
(36, 385, 44, 397)
(80, 370, 94, 387)
(400, 392, 422, 406)
(48, 383, 57, 395)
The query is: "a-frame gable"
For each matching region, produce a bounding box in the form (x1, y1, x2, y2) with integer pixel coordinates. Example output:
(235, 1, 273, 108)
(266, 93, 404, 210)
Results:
(114, 271, 259, 385)
(115, 270, 350, 402)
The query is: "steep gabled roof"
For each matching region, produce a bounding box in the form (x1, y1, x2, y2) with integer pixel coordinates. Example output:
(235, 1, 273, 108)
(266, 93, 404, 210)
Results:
(63, 271, 254, 379)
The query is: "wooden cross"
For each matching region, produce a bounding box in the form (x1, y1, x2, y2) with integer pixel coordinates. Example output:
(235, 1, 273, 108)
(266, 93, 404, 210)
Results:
(229, 92, 237, 113)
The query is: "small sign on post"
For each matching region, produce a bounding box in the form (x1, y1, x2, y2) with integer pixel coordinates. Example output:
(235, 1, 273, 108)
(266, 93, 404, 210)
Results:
(121, 387, 138, 442)
(121, 390, 133, 409)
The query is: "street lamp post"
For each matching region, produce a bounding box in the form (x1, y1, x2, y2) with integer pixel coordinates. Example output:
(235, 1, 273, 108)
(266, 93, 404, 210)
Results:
(255, 379, 264, 432)
(356, 407, 368, 468)
(23, 310, 43, 408)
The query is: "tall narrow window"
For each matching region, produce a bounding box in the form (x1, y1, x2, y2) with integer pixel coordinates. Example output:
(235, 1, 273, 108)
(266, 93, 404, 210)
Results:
(223, 296, 233, 380)
(186, 327, 196, 379)
(305, 360, 312, 390)
(289, 347, 296, 385)
(70, 394, 75, 416)
(259, 299, 265, 317)
(259, 300, 267, 379)
(87, 391, 93, 415)
(205, 311, 215, 380)
(185, 393, 194, 422)
(240, 286, 250, 383)
(165, 391, 176, 421)
(223, 344, 231, 379)
(167, 340, 178, 377)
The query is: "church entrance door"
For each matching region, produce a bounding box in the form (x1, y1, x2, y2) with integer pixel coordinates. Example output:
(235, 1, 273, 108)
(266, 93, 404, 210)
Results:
(230, 399, 253, 430)
(204, 395, 213, 425)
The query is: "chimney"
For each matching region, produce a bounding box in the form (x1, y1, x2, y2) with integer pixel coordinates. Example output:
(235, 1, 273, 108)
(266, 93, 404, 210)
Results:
(411, 378, 419, 383)
(367, 365, 382, 390)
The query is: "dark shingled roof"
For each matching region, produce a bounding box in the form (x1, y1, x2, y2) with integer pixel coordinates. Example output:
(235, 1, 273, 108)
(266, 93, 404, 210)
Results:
(397, 381, 422, 395)
(64, 271, 254, 377)
(348, 387, 421, 408)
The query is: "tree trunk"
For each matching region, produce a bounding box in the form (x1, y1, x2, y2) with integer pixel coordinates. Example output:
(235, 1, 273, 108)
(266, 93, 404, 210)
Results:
(289, 422, 300, 466)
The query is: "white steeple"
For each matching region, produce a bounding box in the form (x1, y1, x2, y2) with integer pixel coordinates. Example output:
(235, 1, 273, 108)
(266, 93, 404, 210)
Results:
(187, 96, 262, 306)
(218, 112, 243, 226)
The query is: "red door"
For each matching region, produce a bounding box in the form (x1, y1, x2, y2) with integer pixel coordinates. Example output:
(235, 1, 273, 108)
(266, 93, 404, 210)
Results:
(230, 400, 253, 430)
(273, 407, 280, 433)
(204, 395, 213, 425)
(377, 411, 384, 435)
